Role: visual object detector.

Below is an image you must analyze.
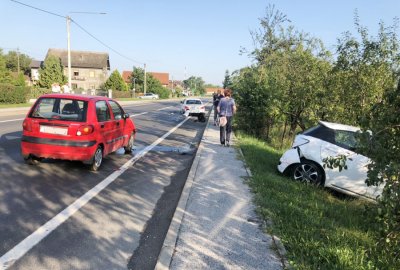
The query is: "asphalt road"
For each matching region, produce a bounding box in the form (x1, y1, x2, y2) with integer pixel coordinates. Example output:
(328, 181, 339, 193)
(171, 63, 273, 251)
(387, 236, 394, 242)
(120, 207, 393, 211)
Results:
(0, 99, 210, 270)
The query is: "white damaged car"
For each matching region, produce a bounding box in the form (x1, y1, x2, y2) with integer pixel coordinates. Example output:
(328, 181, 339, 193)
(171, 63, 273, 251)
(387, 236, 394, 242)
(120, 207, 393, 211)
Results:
(277, 121, 382, 200)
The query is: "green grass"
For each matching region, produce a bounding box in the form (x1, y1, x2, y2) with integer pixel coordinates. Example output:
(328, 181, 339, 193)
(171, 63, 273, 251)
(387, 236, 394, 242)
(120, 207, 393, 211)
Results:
(237, 133, 393, 270)
(0, 103, 31, 108)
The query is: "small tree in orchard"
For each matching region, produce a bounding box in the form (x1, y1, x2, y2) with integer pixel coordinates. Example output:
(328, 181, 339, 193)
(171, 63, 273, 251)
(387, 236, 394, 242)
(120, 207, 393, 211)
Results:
(239, 4, 332, 138)
(333, 14, 400, 125)
(104, 70, 127, 91)
(38, 55, 67, 89)
(232, 66, 278, 140)
(358, 81, 400, 267)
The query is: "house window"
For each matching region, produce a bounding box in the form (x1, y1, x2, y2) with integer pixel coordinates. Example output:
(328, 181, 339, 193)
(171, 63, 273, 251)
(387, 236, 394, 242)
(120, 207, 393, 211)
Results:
(72, 83, 78, 89)
(89, 71, 95, 78)
(74, 71, 79, 76)
(90, 85, 95, 89)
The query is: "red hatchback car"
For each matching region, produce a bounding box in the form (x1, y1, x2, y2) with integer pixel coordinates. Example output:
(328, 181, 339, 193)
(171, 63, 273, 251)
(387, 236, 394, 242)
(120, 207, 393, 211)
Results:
(21, 94, 136, 171)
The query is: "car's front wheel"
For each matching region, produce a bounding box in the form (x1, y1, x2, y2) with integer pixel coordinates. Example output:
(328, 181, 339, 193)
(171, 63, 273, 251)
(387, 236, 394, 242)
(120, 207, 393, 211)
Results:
(292, 160, 324, 186)
(124, 132, 135, 154)
(89, 146, 103, 171)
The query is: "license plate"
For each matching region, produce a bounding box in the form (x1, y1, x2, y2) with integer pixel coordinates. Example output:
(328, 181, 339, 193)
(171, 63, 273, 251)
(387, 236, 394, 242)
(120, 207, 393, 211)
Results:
(40, 125, 68, 135)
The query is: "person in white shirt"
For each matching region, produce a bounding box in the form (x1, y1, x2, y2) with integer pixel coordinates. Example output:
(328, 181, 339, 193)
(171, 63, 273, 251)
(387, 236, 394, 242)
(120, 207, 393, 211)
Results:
(52, 83, 61, 93)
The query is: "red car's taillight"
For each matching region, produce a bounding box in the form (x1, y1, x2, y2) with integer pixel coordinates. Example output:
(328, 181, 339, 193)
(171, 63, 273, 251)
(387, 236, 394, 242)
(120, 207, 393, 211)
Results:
(22, 119, 32, 132)
(77, 125, 94, 136)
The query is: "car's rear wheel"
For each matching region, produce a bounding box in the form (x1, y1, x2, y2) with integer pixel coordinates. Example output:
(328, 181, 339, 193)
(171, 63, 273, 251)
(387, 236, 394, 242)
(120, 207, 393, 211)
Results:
(24, 155, 41, 165)
(89, 146, 103, 171)
(124, 132, 135, 154)
(292, 160, 324, 186)
(198, 113, 206, 122)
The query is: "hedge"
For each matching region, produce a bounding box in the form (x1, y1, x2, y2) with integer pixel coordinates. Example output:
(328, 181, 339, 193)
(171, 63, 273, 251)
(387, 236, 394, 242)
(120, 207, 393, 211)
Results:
(0, 83, 30, 104)
(112, 90, 132, 99)
(29, 87, 52, 99)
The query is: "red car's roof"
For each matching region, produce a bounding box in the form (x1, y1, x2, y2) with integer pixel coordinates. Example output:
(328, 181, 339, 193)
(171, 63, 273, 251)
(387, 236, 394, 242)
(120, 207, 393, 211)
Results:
(39, 93, 112, 101)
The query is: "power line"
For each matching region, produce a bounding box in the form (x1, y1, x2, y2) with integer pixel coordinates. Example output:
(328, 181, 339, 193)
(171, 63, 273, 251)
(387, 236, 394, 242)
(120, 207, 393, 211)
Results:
(10, 0, 145, 65)
(10, 0, 65, 18)
(71, 19, 144, 65)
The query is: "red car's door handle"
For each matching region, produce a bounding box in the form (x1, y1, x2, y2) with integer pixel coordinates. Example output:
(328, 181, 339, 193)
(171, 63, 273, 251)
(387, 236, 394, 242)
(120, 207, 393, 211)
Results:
(100, 124, 105, 128)
(116, 122, 120, 127)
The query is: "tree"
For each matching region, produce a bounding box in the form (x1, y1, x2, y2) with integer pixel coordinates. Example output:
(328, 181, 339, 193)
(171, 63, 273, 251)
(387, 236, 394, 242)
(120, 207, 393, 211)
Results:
(0, 49, 13, 84)
(183, 76, 205, 95)
(242, 5, 332, 137)
(333, 13, 400, 125)
(358, 81, 400, 267)
(5, 50, 32, 74)
(129, 66, 145, 93)
(38, 55, 67, 88)
(222, 70, 233, 89)
(104, 70, 127, 91)
(232, 66, 278, 139)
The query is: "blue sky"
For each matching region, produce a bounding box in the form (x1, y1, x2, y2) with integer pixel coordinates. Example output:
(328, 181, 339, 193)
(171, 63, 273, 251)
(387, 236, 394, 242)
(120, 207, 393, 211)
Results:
(1, 0, 399, 85)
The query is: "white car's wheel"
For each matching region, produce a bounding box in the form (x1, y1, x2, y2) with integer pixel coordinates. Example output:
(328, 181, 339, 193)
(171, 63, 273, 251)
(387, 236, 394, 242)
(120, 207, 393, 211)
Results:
(292, 160, 324, 186)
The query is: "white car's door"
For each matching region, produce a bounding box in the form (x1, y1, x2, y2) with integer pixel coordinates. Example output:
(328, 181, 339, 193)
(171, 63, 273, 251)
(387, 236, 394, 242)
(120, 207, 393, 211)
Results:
(321, 130, 373, 198)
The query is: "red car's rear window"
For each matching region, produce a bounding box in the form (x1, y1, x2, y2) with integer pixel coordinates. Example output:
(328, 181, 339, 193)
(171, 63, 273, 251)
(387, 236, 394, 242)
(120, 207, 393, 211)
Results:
(30, 97, 88, 122)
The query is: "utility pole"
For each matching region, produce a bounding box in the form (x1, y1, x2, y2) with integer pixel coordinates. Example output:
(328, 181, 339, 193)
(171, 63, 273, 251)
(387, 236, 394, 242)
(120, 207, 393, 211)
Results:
(17, 47, 20, 74)
(66, 16, 72, 89)
(66, 12, 105, 91)
(144, 63, 147, 95)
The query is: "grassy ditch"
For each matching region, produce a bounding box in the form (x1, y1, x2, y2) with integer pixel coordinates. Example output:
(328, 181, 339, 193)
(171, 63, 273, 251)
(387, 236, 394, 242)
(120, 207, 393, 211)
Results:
(237, 133, 391, 270)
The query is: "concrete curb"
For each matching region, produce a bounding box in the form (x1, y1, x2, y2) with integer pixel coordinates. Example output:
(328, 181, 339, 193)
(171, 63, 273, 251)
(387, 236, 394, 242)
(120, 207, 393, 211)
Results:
(155, 110, 212, 270)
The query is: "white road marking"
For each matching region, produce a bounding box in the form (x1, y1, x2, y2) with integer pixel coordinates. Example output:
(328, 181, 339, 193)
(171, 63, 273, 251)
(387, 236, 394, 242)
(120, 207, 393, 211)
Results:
(0, 116, 190, 269)
(0, 118, 24, 123)
(156, 106, 172, 111)
(131, 112, 148, 117)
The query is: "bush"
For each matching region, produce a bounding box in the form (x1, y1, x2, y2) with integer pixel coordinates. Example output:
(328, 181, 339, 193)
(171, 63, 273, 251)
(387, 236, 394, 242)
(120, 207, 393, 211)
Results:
(29, 87, 51, 99)
(151, 86, 170, 99)
(0, 83, 29, 103)
(113, 90, 132, 99)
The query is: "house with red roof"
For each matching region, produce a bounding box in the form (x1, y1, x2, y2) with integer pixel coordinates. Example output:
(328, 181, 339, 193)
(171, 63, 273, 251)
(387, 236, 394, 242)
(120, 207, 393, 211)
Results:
(121, 71, 170, 88)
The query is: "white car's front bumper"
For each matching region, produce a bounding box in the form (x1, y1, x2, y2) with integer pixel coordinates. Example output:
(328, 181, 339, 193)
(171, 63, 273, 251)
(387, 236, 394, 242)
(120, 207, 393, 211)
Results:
(277, 148, 301, 173)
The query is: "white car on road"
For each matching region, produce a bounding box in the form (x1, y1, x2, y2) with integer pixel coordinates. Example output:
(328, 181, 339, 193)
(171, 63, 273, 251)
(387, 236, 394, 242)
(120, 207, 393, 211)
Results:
(139, 93, 159, 99)
(180, 98, 206, 122)
(277, 121, 383, 200)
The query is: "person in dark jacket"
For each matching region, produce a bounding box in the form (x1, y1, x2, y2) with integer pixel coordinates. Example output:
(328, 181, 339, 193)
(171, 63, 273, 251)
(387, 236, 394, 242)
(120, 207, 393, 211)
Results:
(213, 89, 224, 125)
(217, 88, 236, 146)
